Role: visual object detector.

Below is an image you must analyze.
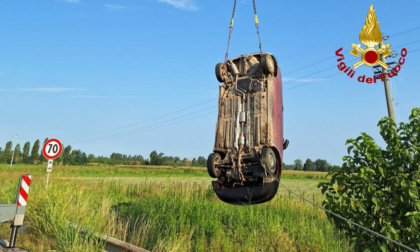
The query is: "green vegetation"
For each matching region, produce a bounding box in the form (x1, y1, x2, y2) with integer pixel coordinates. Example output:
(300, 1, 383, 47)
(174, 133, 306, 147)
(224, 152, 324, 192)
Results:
(319, 108, 420, 251)
(0, 164, 351, 251)
(1, 138, 331, 170)
(0, 137, 209, 167)
(283, 158, 340, 172)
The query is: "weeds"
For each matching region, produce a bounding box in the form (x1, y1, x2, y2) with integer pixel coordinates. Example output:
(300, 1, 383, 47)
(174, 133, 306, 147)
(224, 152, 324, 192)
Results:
(0, 164, 351, 251)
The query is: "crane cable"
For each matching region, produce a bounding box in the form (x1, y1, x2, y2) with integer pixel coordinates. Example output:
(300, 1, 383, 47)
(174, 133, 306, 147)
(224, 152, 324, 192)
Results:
(224, 0, 263, 63)
(253, 0, 263, 55)
(224, 0, 237, 63)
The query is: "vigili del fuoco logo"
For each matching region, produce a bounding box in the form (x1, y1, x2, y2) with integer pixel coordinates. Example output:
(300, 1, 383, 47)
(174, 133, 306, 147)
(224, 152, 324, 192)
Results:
(335, 4, 407, 83)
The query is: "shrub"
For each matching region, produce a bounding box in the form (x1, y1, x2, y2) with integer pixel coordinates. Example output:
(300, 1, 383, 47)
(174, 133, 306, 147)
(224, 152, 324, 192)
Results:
(319, 108, 420, 251)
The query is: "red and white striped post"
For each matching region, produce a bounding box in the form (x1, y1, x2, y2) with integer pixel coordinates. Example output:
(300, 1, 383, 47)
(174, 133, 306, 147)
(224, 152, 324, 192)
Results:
(17, 174, 31, 207)
(9, 174, 31, 248)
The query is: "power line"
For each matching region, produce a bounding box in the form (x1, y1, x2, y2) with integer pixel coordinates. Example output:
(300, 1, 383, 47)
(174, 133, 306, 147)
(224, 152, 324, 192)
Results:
(409, 49, 420, 53)
(71, 110, 217, 144)
(390, 26, 420, 37)
(105, 110, 217, 139)
(283, 65, 337, 85)
(68, 56, 353, 142)
(283, 56, 335, 75)
(70, 98, 217, 140)
(393, 39, 420, 50)
(68, 106, 216, 143)
(263, 167, 418, 252)
(277, 182, 418, 252)
(283, 38, 420, 92)
(284, 72, 341, 92)
(282, 57, 360, 91)
(66, 37, 420, 143)
(282, 26, 420, 77)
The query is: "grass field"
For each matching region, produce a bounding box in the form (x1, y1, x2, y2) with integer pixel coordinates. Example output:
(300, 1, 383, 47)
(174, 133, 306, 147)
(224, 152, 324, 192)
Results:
(0, 164, 352, 251)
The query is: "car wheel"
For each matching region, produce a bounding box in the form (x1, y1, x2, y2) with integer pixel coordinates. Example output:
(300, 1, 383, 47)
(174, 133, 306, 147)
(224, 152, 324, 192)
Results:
(261, 147, 276, 175)
(207, 153, 222, 178)
(215, 63, 226, 83)
(261, 54, 275, 75)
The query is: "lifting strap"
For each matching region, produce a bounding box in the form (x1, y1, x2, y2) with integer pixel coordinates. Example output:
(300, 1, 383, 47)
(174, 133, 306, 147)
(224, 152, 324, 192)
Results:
(224, 0, 263, 63)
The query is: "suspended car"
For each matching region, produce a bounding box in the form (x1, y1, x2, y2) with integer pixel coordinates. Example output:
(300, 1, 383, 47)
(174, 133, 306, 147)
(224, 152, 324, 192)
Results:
(207, 52, 289, 205)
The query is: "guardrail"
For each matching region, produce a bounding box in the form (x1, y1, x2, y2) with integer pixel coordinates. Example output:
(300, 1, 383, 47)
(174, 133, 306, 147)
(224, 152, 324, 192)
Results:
(0, 174, 31, 249)
(69, 223, 149, 252)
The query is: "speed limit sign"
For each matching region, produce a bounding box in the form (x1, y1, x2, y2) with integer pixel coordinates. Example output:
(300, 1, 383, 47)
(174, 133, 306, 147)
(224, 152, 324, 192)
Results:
(42, 139, 63, 160)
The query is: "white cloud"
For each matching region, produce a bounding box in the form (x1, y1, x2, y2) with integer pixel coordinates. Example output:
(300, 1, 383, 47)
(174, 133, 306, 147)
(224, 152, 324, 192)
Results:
(282, 77, 326, 83)
(157, 0, 198, 11)
(103, 4, 126, 11)
(71, 95, 138, 98)
(61, 0, 81, 3)
(22, 88, 87, 93)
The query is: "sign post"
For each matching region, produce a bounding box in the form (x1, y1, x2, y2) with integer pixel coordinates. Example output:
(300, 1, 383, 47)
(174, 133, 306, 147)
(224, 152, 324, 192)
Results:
(42, 139, 62, 189)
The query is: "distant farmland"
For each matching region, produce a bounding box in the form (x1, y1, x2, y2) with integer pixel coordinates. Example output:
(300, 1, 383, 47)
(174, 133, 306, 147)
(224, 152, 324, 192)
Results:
(0, 164, 352, 251)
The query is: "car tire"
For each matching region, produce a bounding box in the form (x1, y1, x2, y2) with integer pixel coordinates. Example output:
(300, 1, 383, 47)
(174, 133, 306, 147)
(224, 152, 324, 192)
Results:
(261, 54, 275, 75)
(215, 63, 226, 83)
(261, 147, 276, 175)
(207, 153, 222, 178)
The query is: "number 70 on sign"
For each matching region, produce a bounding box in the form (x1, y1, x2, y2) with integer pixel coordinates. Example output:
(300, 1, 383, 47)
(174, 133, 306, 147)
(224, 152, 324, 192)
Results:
(42, 139, 63, 160)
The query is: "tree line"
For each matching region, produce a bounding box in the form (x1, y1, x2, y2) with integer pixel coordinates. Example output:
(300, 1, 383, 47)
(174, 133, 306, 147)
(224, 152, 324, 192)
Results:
(0, 139, 207, 167)
(1, 139, 336, 170)
(283, 158, 339, 172)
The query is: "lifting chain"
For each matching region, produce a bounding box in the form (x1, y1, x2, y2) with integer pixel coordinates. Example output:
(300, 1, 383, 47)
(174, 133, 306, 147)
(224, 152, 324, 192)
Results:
(253, 0, 263, 55)
(224, 0, 263, 63)
(224, 0, 237, 63)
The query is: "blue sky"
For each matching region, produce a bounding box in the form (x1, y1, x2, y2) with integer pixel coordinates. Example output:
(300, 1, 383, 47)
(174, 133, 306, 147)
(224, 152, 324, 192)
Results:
(0, 0, 419, 165)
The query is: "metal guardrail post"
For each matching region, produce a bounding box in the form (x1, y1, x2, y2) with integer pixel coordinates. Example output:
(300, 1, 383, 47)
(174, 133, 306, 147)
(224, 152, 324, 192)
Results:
(0, 174, 31, 249)
(9, 226, 19, 248)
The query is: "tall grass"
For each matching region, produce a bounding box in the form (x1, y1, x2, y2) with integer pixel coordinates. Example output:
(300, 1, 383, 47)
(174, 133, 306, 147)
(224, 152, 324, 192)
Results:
(0, 178, 115, 251)
(2, 164, 329, 179)
(0, 164, 350, 251)
(109, 180, 351, 251)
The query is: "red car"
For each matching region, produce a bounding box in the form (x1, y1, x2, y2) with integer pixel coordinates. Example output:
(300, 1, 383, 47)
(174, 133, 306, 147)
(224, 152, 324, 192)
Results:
(207, 52, 288, 205)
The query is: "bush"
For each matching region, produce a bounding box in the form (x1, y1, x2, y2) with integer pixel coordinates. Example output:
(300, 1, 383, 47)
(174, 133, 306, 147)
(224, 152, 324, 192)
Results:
(318, 108, 420, 251)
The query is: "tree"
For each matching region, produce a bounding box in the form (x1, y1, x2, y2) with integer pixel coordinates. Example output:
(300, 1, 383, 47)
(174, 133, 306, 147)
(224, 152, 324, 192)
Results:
(87, 154, 95, 163)
(3, 141, 13, 164)
(70, 150, 87, 165)
(149, 151, 165, 165)
(13, 144, 21, 164)
(318, 108, 420, 251)
(39, 138, 48, 163)
(197, 156, 206, 167)
(173, 156, 181, 166)
(31, 139, 40, 164)
(191, 158, 198, 167)
(303, 158, 314, 171)
(182, 158, 189, 166)
(283, 163, 294, 170)
(56, 152, 63, 165)
(62, 145, 72, 165)
(293, 159, 303, 170)
(22, 142, 31, 164)
(110, 153, 123, 165)
(314, 159, 329, 172)
(149, 151, 158, 165)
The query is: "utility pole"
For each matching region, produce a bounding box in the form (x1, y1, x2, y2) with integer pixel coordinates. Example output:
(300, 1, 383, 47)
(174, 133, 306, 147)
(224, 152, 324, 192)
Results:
(379, 40, 396, 122)
(10, 134, 18, 168)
